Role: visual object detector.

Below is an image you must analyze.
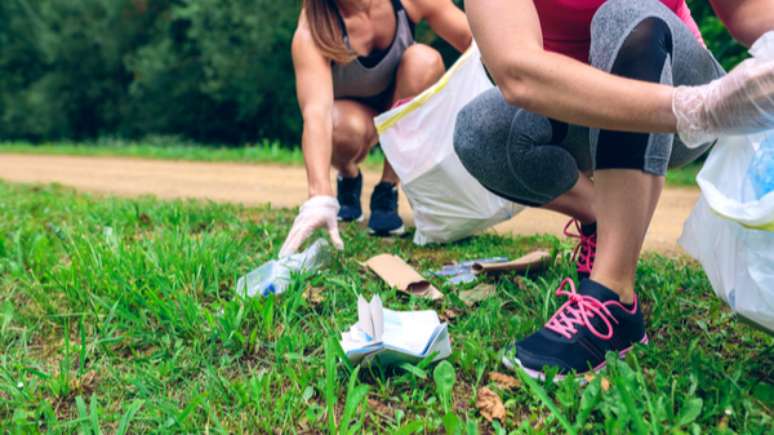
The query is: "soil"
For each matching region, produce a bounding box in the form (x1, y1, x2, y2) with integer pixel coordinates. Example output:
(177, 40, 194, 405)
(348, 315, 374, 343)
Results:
(0, 153, 699, 252)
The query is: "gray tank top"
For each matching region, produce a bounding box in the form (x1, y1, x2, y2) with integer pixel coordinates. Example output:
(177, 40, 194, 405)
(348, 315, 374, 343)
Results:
(332, 0, 415, 100)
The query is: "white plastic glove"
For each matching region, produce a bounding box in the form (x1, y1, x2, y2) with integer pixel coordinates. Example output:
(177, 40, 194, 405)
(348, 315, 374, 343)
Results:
(673, 32, 774, 148)
(279, 196, 344, 258)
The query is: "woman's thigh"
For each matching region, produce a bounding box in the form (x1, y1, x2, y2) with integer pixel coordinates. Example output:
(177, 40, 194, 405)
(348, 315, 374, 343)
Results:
(455, 88, 587, 206)
(588, 0, 725, 173)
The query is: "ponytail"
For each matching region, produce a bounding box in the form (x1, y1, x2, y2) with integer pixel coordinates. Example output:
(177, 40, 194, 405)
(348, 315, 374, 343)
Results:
(303, 0, 356, 64)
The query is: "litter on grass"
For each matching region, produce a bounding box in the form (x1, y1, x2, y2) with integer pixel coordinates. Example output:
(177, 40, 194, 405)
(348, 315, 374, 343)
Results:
(363, 254, 444, 300)
(459, 283, 497, 307)
(431, 250, 553, 285)
(340, 295, 451, 366)
(471, 250, 553, 275)
(236, 239, 331, 298)
(431, 257, 508, 285)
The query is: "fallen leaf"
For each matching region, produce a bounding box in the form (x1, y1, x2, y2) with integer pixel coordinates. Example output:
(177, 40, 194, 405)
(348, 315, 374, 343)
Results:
(601, 377, 610, 392)
(583, 374, 610, 392)
(367, 398, 395, 418)
(459, 284, 496, 307)
(489, 372, 521, 390)
(440, 309, 461, 322)
(303, 287, 325, 305)
(138, 213, 152, 226)
(476, 386, 506, 422)
(70, 370, 98, 394)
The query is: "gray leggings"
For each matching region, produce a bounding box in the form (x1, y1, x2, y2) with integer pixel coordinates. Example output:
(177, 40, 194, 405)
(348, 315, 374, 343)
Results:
(454, 0, 725, 206)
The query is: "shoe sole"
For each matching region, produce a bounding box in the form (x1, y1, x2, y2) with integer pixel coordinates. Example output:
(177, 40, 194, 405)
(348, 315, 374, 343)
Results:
(338, 215, 365, 223)
(502, 334, 649, 382)
(368, 224, 406, 237)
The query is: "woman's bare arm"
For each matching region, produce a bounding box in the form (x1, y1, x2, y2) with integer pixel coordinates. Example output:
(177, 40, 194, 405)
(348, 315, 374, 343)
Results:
(465, 0, 677, 133)
(412, 0, 473, 52)
(292, 18, 336, 198)
(710, 0, 774, 47)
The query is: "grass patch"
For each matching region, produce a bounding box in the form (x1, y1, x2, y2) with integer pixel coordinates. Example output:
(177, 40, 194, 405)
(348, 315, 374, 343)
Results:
(0, 139, 702, 187)
(0, 138, 385, 170)
(1, 182, 771, 433)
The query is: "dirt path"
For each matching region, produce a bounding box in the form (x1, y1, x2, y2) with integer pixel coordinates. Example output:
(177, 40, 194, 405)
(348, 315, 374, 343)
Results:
(0, 153, 699, 252)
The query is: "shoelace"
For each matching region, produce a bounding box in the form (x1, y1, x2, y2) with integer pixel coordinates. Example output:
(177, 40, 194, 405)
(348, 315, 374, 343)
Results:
(545, 278, 617, 340)
(564, 219, 596, 275)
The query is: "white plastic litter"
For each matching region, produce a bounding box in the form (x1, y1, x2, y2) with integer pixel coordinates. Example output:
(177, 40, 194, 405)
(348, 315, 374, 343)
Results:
(374, 43, 523, 245)
(236, 239, 331, 298)
(747, 133, 774, 198)
(340, 295, 451, 366)
(679, 34, 774, 333)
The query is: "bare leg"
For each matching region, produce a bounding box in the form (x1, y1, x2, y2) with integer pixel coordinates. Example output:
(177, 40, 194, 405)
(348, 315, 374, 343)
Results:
(331, 100, 378, 178)
(590, 169, 663, 303)
(542, 173, 596, 224)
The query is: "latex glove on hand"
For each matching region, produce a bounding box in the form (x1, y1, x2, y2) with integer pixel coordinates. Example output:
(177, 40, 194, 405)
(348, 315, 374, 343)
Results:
(673, 32, 774, 148)
(279, 196, 344, 258)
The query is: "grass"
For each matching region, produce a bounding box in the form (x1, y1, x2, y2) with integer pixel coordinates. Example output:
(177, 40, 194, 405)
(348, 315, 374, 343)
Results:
(0, 138, 385, 171)
(0, 181, 771, 433)
(0, 139, 702, 187)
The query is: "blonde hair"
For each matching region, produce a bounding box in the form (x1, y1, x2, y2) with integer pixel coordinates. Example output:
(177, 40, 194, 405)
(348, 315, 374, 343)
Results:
(303, 0, 356, 64)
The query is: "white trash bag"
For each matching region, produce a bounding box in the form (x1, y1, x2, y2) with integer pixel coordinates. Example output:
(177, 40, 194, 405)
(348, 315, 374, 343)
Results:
(679, 33, 774, 333)
(374, 44, 523, 245)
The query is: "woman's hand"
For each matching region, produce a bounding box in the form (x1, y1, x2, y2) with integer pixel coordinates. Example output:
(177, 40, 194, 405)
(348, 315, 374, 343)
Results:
(673, 33, 774, 148)
(279, 196, 344, 258)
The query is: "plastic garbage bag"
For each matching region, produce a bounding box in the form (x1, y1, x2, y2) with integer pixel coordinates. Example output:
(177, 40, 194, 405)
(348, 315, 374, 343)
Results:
(374, 43, 523, 245)
(236, 239, 331, 298)
(747, 133, 774, 198)
(679, 33, 774, 333)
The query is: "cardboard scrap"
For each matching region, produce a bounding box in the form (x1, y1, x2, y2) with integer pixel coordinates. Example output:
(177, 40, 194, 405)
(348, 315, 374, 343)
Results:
(472, 250, 553, 275)
(364, 254, 443, 300)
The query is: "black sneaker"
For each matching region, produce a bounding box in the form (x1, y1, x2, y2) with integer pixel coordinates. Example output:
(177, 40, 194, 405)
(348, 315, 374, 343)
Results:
(503, 278, 647, 380)
(337, 172, 363, 222)
(564, 219, 597, 281)
(368, 181, 405, 236)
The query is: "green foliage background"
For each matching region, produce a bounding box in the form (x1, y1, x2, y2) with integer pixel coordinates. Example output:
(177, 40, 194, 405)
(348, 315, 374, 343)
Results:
(0, 0, 747, 145)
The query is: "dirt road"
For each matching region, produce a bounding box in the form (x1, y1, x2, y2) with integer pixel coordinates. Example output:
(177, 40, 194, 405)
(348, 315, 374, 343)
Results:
(0, 153, 699, 252)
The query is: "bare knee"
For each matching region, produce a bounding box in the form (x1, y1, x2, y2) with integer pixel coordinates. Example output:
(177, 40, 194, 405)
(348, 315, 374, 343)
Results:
(332, 108, 376, 165)
(395, 44, 445, 96)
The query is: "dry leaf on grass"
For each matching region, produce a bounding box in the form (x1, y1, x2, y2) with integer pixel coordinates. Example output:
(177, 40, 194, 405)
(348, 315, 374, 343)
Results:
(476, 386, 506, 422)
(583, 374, 611, 392)
(367, 398, 395, 419)
(489, 371, 521, 390)
(303, 287, 325, 305)
(459, 283, 496, 307)
(69, 370, 98, 393)
(440, 309, 461, 322)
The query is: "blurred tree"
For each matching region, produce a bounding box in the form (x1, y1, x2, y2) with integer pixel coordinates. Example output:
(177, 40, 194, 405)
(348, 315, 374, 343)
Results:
(0, 0, 752, 145)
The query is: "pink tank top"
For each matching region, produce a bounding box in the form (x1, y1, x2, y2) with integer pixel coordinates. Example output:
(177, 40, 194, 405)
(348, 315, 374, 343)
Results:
(534, 0, 704, 63)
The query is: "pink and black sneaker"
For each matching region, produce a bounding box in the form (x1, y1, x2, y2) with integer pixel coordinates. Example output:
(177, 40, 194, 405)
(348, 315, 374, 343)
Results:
(564, 219, 597, 280)
(503, 278, 648, 380)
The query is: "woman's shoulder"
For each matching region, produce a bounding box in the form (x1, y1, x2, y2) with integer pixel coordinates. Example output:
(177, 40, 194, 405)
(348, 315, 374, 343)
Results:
(293, 11, 316, 48)
(400, 0, 430, 23)
(292, 13, 325, 61)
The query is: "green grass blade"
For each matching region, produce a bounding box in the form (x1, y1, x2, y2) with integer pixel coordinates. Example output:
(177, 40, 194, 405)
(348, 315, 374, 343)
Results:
(116, 400, 144, 435)
(516, 369, 576, 434)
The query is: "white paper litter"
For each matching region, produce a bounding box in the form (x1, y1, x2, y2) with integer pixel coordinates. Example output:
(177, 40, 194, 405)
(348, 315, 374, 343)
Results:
(340, 295, 451, 366)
